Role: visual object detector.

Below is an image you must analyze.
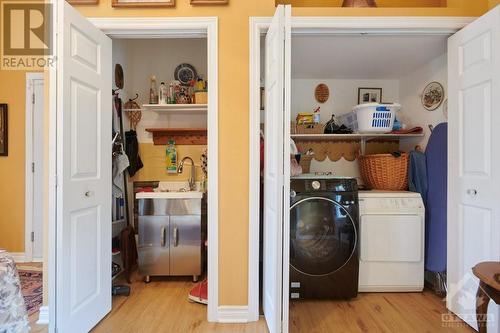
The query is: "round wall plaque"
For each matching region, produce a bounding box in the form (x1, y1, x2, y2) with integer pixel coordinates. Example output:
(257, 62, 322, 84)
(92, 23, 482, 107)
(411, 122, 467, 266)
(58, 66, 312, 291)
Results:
(315, 83, 329, 103)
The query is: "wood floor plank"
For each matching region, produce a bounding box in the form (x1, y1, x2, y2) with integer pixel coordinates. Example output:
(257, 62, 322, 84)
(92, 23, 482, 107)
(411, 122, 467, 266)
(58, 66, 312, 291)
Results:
(290, 290, 475, 333)
(30, 273, 475, 333)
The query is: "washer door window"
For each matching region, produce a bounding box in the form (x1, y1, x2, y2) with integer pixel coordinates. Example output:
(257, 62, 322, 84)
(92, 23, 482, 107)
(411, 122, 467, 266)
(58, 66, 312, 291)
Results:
(290, 197, 357, 276)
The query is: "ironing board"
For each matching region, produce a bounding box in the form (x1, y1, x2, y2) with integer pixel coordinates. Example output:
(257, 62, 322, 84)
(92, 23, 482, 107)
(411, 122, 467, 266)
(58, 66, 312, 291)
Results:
(425, 123, 448, 272)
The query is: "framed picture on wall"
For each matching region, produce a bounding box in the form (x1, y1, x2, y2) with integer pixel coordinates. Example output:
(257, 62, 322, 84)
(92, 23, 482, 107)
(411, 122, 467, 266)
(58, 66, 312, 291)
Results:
(191, 0, 228, 4)
(358, 87, 382, 104)
(0, 104, 8, 156)
(66, 0, 99, 4)
(112, 0, 174, 7)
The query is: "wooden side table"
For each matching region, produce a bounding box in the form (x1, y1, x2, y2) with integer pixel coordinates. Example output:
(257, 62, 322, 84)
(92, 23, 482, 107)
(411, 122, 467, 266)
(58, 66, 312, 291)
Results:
(472, 262, 500, 333)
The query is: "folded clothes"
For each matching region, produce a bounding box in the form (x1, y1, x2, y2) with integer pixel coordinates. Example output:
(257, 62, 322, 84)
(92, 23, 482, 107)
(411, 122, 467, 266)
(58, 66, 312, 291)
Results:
(390, 126, 424, 134)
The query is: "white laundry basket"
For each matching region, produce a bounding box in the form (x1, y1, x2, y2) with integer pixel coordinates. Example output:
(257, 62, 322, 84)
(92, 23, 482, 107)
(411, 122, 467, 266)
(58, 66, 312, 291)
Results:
(352, 103, 400, 134)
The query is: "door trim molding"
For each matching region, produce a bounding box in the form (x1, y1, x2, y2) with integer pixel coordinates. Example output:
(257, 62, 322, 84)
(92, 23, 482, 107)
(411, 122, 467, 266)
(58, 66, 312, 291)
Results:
(248, 15, 473, 322)
(49, 15, 219, 329)
(90, 16, 220, 322)
(25, 72, 44, 263)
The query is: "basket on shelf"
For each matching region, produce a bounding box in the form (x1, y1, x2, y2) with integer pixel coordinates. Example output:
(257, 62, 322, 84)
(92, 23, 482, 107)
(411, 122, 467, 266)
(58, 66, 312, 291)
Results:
(358, 153, 409, 191)
(299, 155, 314, 173)
(291, 122, 325, 134)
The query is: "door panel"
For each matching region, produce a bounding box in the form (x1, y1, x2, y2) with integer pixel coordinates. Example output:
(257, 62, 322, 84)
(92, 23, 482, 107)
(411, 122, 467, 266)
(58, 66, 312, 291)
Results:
(170, 215, 201, 276)
(138, 216, 170, 276)
(263, 4, 291, 333)
(448, 6, 500, 331)
(32, 78, 44, 259)
(56, 2, 112, 332)
(360, 215, 422, 263)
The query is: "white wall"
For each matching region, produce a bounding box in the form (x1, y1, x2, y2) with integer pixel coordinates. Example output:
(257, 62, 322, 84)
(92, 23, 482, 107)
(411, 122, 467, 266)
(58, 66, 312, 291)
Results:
(291, 79, 400, 124)
(112, 38, 208, 143)
(291, 79, 399, 177)
(399, 53, 447, 151)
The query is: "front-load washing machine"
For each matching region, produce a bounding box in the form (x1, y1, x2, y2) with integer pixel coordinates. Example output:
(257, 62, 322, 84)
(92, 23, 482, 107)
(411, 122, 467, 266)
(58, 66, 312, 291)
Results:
(289, 175, 359, 300)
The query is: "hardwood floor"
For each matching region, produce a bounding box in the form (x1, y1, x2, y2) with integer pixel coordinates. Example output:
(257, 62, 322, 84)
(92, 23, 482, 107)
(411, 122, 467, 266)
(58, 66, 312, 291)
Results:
(290, 290, 475, 333)
(92, 274, 268, 333)
(29, 273, 474, 333)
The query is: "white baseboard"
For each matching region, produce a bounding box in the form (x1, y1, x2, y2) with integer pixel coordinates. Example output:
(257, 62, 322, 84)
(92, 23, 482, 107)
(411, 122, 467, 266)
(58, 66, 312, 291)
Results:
(217, 306, 250, 323)
(37, 306, 49, 325)
(10, 252, 27, 263)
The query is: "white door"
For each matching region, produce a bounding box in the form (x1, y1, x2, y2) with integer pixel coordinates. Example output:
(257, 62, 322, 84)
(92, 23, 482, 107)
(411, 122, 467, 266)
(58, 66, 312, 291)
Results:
(263, 4, 291, 333)
(55, 2, 112, 332)
(448, 6, 500, 332)
(31, 76, 44, 260)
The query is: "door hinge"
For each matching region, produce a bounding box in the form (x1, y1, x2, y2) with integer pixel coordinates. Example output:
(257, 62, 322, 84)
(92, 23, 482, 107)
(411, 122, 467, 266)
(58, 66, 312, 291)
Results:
(32, 162, 35, 173)
(32, 93, 35, 104)
(31, 231, 34, 242)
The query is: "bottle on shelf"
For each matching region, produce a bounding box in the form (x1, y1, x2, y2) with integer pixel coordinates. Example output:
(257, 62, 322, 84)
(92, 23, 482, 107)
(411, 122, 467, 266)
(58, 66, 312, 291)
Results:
(149, 75, 159, 104)
(159, 82, 168, 105)
(168, 81, 176, 104)
(166, 140, 177, 174)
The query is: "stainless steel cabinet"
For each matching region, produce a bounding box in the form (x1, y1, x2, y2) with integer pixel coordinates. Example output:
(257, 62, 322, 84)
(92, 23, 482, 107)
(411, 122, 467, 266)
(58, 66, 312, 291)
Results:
(137, 198, 202, 282)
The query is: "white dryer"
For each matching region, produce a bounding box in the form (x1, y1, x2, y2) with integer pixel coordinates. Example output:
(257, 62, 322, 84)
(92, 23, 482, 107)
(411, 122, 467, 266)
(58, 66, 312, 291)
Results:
(358, 191, 425, 292)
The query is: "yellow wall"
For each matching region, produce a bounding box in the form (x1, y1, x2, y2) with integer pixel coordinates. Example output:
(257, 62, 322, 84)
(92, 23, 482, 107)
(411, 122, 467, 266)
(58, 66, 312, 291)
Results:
(0, 71, 29, 252)
(489, 1, 500, 9)
(279, 0, 447, 7)
(0, 0, 492, 307)
(131, 144, 206, 182)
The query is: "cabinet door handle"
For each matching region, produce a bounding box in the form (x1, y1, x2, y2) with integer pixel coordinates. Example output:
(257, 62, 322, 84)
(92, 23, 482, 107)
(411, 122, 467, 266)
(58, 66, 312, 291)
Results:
(173, 227, 179, 247)
(160, 227, 166, 247)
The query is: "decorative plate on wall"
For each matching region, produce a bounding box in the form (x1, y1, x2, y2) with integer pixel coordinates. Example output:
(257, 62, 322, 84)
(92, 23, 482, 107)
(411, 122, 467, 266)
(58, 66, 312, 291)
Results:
(421, 82, 444, 111)
(315, 83, 329, 103)
(174, 63, 197, 86)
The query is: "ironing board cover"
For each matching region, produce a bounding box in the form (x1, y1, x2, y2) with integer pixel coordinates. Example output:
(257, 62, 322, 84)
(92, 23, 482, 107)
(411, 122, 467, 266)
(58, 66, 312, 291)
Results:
(425, 123, 448, 272)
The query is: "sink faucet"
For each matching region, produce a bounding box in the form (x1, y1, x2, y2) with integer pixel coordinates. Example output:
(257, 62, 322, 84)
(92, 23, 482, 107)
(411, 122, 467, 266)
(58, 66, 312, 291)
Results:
(177, 156, 196, 191)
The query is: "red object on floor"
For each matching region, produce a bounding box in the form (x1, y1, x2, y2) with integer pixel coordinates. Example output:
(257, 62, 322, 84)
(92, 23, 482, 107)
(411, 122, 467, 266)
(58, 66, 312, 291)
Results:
(188, 278, 208, 305)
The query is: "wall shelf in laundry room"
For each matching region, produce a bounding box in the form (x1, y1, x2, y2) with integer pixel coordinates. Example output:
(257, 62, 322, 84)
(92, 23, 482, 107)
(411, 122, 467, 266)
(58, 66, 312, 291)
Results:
(146, 128, 207, 145)
(290, 133, 424, 141)
(291, 133, 423, 156)
(136, 104, 208, 114)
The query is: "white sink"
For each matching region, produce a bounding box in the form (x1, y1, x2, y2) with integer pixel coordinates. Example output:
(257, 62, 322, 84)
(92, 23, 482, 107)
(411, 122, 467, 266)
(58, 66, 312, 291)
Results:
(136, 181, 203, 200)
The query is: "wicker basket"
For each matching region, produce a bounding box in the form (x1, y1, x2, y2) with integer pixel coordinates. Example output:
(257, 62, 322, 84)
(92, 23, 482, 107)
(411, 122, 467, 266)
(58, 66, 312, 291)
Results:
(292, 122, 325, 134)
(299, 155, 314, 173)
(358, 153, 409, 191)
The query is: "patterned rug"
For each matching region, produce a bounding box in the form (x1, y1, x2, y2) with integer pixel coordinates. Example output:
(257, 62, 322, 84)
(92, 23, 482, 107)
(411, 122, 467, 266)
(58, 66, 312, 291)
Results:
(17, 268, 43, 315)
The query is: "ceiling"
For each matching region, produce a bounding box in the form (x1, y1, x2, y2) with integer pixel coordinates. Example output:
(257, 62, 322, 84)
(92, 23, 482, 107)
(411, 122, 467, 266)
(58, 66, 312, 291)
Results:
(291, 34, 448, 79)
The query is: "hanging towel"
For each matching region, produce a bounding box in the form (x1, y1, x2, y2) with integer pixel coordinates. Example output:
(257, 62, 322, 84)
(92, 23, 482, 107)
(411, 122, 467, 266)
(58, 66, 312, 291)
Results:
(408, 150, 428, 206)
(125, 130, 143, 177)
(112, 153, 129, 196)
(425, 123, 448, 273)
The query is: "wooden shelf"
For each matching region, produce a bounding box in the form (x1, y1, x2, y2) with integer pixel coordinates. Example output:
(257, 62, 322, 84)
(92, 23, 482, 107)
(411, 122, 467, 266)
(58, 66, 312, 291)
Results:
(132, 104, 207, 114)
(146, 128, 207, 145)
(291, 133, 424, 141)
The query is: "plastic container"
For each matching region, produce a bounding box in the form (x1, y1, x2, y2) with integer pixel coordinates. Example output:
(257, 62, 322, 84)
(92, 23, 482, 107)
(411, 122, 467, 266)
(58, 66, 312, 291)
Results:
(349, 103, 400, 134)
(337, 112, 358, 132)
(165, 140, 177, 174)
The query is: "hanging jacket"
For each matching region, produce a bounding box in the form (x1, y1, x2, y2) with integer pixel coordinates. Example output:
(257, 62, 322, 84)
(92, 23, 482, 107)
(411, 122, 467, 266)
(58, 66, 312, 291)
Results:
(125, 130, 143, 177)
(408, 150, 428, 206)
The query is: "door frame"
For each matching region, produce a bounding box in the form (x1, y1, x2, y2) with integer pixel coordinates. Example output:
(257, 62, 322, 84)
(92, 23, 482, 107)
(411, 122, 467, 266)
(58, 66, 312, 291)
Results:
(25, 72, 44, 263)
(49, 16, 219, 332)
(248, 15, 474, 322)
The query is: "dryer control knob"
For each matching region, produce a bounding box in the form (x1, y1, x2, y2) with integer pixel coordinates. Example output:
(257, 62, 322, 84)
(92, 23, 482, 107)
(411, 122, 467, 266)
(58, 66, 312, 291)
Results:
(311, 181, 321, 190)
(290, 190, 296, 198)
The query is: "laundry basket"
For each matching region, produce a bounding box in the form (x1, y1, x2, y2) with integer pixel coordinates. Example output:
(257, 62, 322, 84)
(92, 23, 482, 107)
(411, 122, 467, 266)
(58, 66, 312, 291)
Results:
(358, 153, 409, 190)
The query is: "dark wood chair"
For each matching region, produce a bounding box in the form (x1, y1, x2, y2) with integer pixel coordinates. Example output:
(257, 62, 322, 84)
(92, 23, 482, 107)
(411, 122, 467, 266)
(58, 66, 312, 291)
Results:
(472, 262, 500, 333)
